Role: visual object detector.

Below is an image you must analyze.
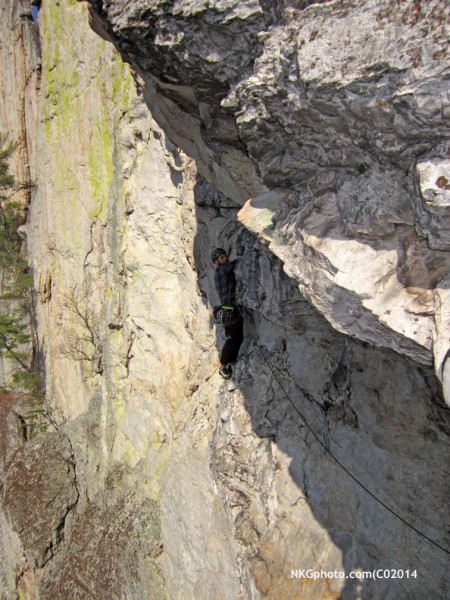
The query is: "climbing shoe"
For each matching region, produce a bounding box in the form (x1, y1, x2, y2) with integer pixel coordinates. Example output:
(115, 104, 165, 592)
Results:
(219, 365, 232, 380)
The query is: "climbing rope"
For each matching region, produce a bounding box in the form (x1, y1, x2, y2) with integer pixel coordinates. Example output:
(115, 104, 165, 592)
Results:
(249, 327, 450, 556)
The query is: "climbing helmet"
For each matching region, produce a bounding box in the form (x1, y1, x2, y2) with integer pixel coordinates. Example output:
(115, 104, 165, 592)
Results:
(211, 247, 226, 263)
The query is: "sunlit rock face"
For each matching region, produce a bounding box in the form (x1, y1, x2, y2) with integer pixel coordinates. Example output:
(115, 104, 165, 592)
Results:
(87, 0, 450, 402)
(0, 2, 449, 600)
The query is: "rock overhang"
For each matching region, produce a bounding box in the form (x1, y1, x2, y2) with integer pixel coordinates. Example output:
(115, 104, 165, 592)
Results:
(86, 0, 450, 402)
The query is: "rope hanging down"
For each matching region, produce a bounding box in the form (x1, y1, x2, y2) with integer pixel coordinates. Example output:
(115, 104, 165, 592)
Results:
(250, 331, 450, 557)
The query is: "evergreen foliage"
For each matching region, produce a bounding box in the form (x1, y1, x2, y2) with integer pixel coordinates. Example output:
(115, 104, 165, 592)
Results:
(0, 134, 37, 393)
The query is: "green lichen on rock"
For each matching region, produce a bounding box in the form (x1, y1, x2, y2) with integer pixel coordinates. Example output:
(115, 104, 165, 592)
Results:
(88, 106, 114, 224)
(41, 0, 81, 140)
(39, 0, 136, 236)
(87, 49, 135, 226)
(112, 54, 134, 114)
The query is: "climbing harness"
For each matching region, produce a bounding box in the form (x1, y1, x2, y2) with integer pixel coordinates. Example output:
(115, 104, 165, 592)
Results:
(248, 323, 450, 556)
(217, 305, 242, 327)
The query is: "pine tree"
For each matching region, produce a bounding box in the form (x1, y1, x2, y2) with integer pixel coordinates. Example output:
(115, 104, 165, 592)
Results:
(0, 134, 36, 392)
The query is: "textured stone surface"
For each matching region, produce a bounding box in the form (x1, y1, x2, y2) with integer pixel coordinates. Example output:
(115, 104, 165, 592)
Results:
(0, 1, 449, 600)
(0, 0, 40, 194)
(87, 0, 450, 401)
(0, 393, 29, 599)
(2, 432, 78, 568)
(186, 183, 450, 599)
(37, 488, 165, 600)
(0, 0, 40, 387)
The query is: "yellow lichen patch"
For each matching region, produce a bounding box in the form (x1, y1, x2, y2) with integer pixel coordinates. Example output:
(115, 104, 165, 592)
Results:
(88, 106, 114, 224)
(111, 55, 135, 114)
(113, 396, 126, 423)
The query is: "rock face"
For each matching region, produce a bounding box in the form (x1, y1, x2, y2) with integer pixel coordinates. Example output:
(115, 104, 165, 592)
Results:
(3, 432, 78, 569)
(0, 0, 40, 191)
(0, 0, 40, 386)
(0, 1, 449, 600)
(87, 0, 450, 400)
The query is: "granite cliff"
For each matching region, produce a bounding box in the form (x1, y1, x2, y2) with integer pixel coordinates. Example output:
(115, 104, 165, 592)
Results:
(0, 1, 449, 599)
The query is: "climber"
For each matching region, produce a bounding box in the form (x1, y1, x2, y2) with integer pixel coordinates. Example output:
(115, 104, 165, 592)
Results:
(211, 247, 244, 380)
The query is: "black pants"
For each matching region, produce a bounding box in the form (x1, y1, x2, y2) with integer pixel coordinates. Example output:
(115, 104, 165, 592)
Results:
(220, 312, 244, 365)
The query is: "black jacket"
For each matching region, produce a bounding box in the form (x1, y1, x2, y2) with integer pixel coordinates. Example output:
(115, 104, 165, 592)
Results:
(214, 259, 238, 305)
